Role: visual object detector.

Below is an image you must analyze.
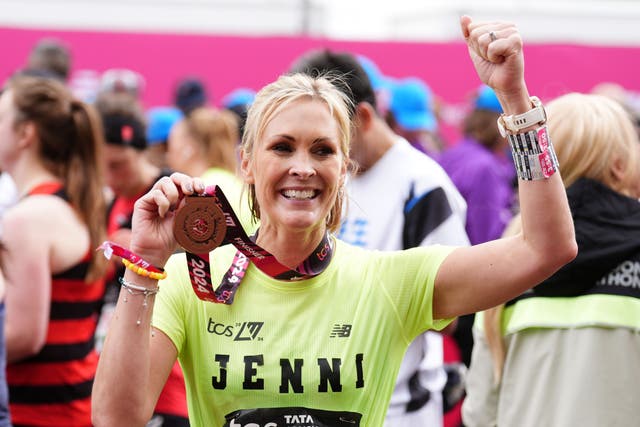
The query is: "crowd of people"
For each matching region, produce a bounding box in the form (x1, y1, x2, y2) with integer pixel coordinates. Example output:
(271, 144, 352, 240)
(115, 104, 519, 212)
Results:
(0, 15, 638, 427)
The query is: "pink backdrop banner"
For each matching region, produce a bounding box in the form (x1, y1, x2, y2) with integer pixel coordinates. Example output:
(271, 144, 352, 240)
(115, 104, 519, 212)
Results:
(2, 26, 639, 143)
(3, 26, 640, 105)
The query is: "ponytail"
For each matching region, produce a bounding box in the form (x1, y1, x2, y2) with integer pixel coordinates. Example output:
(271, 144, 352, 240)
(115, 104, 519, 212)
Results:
(9, 75, 107, 281)
(68, 100, 107, 281)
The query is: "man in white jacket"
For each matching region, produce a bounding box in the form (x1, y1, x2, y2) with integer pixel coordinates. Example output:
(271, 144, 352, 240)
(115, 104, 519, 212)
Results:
(290, 50, 470, 427)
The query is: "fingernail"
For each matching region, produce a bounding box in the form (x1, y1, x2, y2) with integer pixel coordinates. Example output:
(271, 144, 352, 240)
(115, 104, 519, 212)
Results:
(185, 182, 193, 193)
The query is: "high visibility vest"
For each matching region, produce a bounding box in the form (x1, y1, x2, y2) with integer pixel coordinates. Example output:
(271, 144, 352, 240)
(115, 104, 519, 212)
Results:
(501, 293, 640, 335)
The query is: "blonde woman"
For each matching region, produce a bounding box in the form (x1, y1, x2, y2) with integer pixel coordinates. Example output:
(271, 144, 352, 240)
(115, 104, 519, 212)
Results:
(92, 18, 576, 426)
(463, 93, 640, 427)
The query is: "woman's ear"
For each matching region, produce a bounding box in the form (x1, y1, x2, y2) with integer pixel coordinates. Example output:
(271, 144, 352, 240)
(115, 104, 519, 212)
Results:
(17, 121, 37, 149)
(609, 156, 638, 197)
(339, 158, 348, 187)
(610, 156, 626, 184)
(240, 149, 254, 184)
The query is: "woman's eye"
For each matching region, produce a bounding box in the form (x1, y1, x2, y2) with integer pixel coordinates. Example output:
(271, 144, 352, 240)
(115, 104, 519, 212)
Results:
(314, 146, 335, 156)
(272, 143, 292, 153)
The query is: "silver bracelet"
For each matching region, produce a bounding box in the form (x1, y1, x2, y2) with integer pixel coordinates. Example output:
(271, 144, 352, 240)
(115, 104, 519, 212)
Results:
(507, 125, 559, 180)
(119, 277, 159, 326)
(119, 276, 159, 294)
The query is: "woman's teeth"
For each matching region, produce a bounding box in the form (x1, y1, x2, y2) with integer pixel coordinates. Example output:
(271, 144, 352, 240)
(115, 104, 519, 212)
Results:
(282, 189, 316, 200)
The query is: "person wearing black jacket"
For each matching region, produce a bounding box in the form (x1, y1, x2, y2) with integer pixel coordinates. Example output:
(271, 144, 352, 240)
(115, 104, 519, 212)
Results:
(463, 92, 640, 427)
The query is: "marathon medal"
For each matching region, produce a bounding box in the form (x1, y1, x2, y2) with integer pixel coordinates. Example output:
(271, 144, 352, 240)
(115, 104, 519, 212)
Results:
(173, 196, 227, 253)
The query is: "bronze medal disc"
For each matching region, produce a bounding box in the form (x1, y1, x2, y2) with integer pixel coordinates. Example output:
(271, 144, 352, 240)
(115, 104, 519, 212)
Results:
(173, 197, 227, 253)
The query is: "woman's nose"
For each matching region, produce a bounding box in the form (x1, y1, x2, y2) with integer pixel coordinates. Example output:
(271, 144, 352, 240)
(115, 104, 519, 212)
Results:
(289, 153, 316, 178)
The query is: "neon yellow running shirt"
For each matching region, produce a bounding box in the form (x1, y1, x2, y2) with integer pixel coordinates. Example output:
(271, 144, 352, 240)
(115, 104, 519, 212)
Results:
(154, 239, 453, 426)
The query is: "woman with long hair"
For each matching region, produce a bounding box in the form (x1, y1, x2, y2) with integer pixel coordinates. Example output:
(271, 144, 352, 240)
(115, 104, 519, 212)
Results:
(0, 74, 107, 427)
(463, 93, 640, 427)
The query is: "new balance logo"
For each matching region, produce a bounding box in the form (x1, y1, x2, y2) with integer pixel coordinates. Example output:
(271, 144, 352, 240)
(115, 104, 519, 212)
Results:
(330, 324, 352, 338)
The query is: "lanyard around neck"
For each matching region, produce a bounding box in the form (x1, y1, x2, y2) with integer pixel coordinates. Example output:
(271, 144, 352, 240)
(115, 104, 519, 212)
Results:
(175, 186, 334, 304)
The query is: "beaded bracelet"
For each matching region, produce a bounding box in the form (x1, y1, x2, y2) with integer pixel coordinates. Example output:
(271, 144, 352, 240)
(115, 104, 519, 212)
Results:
(98, 241, 168, 280)
(122, 258, 168, 281)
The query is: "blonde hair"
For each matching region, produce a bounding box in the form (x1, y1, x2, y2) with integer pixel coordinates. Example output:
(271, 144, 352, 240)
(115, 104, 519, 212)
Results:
(484, 93, 640, 384)
(547, 93, 640, 196)
(240, 73, 353, 232)
(182, 107, 239, 173)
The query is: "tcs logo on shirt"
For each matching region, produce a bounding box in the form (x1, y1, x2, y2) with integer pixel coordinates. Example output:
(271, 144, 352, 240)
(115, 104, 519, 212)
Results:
(229, 421, 277, 427)
(207, 318, 264, 341)
(228, 415, 315, 426)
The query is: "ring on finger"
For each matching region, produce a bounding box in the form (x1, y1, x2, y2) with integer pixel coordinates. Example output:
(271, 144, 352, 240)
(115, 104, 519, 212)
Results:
(489, 31, 497, 42)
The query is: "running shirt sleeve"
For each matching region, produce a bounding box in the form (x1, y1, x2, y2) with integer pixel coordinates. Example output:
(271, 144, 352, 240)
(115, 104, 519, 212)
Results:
(371, 245, 455, 342)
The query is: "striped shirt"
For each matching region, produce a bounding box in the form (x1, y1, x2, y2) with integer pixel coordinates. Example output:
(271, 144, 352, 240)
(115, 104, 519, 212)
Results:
(7, 182, 105, 427)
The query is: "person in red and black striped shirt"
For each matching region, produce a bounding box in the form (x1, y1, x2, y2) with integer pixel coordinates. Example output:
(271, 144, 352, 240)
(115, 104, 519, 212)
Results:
(0, 73, 107, 427)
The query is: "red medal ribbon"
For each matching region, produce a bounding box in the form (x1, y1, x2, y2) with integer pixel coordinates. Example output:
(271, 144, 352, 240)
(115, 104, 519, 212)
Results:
(181, 186, 334, 304)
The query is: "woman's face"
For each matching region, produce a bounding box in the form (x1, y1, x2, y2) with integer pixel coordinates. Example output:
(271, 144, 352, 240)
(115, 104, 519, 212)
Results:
(102, 143, 144, 198)
(242, 97, 346, 233)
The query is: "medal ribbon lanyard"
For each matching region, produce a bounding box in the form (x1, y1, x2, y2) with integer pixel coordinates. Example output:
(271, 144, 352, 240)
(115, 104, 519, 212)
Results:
(175, 185, 333, 304)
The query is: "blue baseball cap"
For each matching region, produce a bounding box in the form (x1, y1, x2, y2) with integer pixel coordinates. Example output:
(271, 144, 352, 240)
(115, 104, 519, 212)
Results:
(475, 85, 503, 113)
(357, 55, 386, 90)
(389, 78, 437, 132)
(221, 88, 256, 109)
(146, 106, 183, 145)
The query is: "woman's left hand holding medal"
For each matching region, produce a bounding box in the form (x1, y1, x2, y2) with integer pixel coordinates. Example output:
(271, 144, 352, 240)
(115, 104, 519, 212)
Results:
(130, 172, 206, 269)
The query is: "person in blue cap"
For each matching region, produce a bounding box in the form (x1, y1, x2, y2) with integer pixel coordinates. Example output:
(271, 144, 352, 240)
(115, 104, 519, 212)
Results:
(387, 77, 446, 159)
(221, 88, 256, 140)
(356, 55, 395, 117)
(145, 106, 184, 169)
